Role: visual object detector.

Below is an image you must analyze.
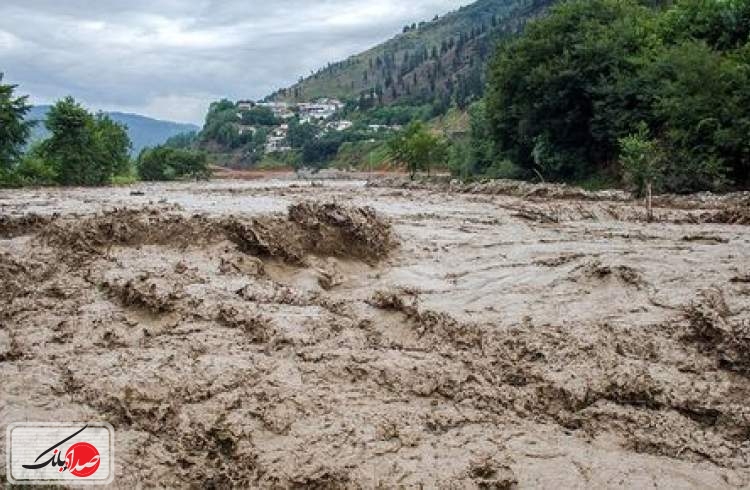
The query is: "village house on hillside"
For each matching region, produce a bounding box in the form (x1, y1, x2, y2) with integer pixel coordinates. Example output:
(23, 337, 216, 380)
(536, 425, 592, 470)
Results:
(233, 98, 351, 154)
(297, 98, 344, 123)
(265, 124, 291, 153)
(237, 100, 256, 111)
(327, 120, 353, 131)
(256, 101, 295, 120)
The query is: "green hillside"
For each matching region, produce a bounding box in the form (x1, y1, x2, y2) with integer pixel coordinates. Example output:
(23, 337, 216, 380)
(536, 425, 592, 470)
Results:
(269, 0, 556, 107)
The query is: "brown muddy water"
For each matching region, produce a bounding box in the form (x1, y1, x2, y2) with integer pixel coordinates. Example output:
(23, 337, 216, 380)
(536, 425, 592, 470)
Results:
(1, 179, 749, 488)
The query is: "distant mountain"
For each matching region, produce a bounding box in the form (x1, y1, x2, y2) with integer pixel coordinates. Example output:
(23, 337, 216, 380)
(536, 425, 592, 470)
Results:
(27, 106, 200, 155)
(269, 0, 556, 107)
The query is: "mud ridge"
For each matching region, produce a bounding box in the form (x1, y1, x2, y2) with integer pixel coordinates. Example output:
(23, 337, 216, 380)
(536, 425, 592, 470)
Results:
(35, 202, 395, 266)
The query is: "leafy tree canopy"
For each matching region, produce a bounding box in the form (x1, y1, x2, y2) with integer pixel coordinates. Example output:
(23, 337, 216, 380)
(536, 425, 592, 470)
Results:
(137, 146, 210, 181)
(485, 0, 750, 191)
(388, 121, 447, 179)
(42, 96, 131, 186)
(0, 73, 34, 171)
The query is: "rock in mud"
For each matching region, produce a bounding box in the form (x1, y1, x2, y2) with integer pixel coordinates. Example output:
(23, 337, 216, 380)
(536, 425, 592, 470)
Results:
(102, 273, 184, 314)
(219, 253, 265, 277)
(569, 260, 646, 288)
(683, 288, 750, 373)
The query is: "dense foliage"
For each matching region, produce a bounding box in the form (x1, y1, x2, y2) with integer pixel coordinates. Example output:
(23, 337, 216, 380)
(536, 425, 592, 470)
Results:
(164, 131, 198, 149)
(281, 119, 395, 170)
(137, 146, 210, 181)
(485, 0, 750, 192)
(239, 107, 278, 126)
(200, 99, 250, 149)
(448, 101, 510, 179)
(38, 97, 132, 186)
(0, 73, 34, 173)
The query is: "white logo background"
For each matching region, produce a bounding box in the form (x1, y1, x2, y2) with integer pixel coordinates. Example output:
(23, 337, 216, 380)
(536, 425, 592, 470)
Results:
(6, 422, 114, 485)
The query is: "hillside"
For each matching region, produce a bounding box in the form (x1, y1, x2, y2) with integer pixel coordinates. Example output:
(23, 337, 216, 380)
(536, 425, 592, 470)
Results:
(269, 0, 556, 108)
(26, 106, 200, 155)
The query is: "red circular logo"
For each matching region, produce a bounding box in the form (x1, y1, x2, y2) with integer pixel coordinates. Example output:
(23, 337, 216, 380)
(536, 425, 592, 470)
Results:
(65, 442, 101, 478)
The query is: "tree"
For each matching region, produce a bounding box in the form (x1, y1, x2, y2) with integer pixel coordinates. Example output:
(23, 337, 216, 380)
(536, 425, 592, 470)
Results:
(483, 0, 750, 192)
(287, 119, 317, 149)
(0, 73, 34, 172)
(164, 131, 198, 149)
(467, 101, 495, 174)
(619, 123, 663, 221)
(137, 146, 210, 181)
(485, 0, 657, 180)
(388, 121, 447, 179)
(201, 99, 246, 149)
(638, 41, 736, 192)
(94, 113, 132, 177)
(245, 128, 268, 164)
(239, 107, 278, 126)
(14, 142, 57, 186)
(42, 96, 131, 186)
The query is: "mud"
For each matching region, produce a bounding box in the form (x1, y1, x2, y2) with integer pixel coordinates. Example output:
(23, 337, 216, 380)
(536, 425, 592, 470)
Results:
(1, 179, 749, 488)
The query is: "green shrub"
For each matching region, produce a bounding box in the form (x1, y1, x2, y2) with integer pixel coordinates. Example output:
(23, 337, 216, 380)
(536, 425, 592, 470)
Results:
(15, 153, 57, 186)
(483, 159, 522, 180)
(137, 146, 210, 181)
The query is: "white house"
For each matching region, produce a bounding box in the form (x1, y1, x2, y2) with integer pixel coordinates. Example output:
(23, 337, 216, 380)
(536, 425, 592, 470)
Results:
(237, 100, 256, 111)
(326, 120, 353, 131)
(265, 124, 291, 153)
(257, 102, 294, 120)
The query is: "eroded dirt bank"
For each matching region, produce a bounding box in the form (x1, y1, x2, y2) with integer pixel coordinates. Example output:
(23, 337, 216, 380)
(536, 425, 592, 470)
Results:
(1, 180, 749, 488)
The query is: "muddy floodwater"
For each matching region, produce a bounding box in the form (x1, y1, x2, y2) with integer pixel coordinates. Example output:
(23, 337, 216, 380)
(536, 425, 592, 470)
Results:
(1, 178, 750, 488)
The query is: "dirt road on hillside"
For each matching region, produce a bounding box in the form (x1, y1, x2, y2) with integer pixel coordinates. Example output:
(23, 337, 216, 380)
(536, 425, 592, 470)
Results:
(1, 179, 749, 488)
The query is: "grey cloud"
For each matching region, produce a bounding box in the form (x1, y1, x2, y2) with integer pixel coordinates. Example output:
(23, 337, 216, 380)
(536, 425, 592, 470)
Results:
(0, 0, 468, 124)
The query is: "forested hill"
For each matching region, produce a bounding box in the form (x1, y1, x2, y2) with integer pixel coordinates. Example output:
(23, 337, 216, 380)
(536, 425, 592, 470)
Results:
(268, 0, 556, 108)
(27, 106, 199, 155)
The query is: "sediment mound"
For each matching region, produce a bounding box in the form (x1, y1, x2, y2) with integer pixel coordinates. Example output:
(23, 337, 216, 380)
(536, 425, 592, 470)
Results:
(40, 207, 220, 256)
(0, 213, 58, 239)
(368, 176, 631, 201)
(0, 252, 54, 304)
(288, 201, 394, 261)
(37, 202, 395, 265)
(698, 206, 750, 226)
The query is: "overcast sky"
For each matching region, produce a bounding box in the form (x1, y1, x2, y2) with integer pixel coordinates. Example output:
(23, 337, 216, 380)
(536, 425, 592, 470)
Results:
(0, 0, 469, 125)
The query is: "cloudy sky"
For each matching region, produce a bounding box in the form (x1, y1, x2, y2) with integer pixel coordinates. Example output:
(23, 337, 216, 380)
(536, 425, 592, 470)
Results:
(0, 0, 469, 125)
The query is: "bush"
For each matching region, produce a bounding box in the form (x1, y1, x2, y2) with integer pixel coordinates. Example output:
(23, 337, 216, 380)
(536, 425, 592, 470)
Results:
(137, 146, 210, 181)
(483, 159, 522, 180)
(0, 140, 55, 187)
(15, 152, 57, 186)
